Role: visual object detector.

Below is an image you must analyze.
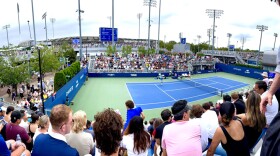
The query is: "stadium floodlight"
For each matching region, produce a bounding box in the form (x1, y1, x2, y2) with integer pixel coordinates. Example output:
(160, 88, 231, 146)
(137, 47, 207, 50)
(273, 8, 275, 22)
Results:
(144, 0, 157, 55)
(3, 25, 10, 48)
(273, 33, 278, 51)
(42, 12, 48, 43)
(227, 33, 232, 51)
(206, 9, 224, 55)
(256, 25, 268, 65)
(207, 29, 212, 50)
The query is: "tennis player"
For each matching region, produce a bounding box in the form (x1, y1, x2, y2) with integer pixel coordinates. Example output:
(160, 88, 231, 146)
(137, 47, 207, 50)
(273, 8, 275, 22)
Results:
(159, 73, 164, 85)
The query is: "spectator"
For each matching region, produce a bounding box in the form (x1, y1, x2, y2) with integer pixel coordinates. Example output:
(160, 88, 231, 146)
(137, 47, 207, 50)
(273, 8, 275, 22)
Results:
(231, 92, 246, 115)
(143, 121, 149, 131)
(123, 100, 145, 131)
(122, 116, 150, 156)
(0, 107, 4, 120)
(236, 91, 266, 150)
(33, 115, 49, 144)
(162, 100, 202, 156)
(94, 108, 123, 156)
(66, 110, 94, 156)
(5, 110, 32, 145)
(19, 110, 29, 133)
(28, 113, 39, 138)
(206, 102, 250, 156)
(254, 80, 278, 126)
(32, 104, 79, 156)
(190, 104, 209, 151)
(6, 87, 11, 97)
(152, 118, 163, 156)
(223, 94, 231, 102)
(261, 72, 269, 86)
(154, 109, 172, 156)
(3, 106, 14, 124)
(0, 124, 31, 156)
(84, 120, 94, 140)
(209, 101, 219, 116)
(201, 102, 219, 144)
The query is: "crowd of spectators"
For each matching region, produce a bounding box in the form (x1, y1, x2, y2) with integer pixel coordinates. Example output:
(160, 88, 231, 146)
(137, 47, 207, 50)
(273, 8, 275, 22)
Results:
(0, 77, 277, 156)
(91, 53, 216, 73)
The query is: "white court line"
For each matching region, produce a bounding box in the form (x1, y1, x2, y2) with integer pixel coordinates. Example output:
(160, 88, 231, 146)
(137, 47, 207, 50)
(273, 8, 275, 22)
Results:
(164, 82, 219, 92)
(126, 81, 184, 86)
(125, 83, 134, 101)
(154, 84, 177, 101)
(204, 79, 232, 87)
(137, 100, 176, 105)
(137, 91, 217, 106)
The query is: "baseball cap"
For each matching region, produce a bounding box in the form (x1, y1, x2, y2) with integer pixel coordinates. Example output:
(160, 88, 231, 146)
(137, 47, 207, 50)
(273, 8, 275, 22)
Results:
(11, 110, 24, 123)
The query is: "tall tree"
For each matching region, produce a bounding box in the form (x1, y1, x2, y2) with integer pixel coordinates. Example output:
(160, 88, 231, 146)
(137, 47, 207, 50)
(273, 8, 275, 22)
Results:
(0, 55, 29, 93)
(165, 41, 177, 51)
(106, 45, 117, 56)
(58, 42, 77, 64)
(32, 47, 61, 75)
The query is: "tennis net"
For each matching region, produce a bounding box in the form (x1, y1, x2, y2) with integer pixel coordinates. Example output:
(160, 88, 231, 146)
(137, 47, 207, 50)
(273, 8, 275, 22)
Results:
(181, 79, 222, 96)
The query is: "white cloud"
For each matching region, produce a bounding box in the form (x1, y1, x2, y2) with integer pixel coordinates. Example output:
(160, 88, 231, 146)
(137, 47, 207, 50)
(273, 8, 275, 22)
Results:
(0, 0, 280, 51)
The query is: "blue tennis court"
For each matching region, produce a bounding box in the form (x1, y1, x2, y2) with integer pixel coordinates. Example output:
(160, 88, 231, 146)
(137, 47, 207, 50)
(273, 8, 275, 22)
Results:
(126, 76, 249, 110)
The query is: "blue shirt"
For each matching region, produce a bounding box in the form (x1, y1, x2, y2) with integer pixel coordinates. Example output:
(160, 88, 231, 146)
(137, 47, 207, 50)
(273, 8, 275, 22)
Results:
(123, 107, 143, 131)
(0, 134, 11, 156)
(32, 134, 79, 156)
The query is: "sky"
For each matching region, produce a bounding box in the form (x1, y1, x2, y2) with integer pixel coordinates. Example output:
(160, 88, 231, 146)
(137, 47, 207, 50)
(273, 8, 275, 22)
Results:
(0, 0, 280, 51)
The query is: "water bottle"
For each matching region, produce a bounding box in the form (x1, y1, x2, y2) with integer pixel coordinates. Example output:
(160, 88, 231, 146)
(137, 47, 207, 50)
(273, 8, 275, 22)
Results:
(16, 134, 22, 144)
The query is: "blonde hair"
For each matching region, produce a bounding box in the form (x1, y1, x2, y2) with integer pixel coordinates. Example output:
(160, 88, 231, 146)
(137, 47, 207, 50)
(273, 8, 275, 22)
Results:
(72, 110, 87, 133)
(39, 115, 49, 129)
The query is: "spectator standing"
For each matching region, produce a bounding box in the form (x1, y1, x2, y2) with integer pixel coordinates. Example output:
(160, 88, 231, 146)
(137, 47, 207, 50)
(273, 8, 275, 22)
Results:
(5, 110, 32, 145)
(19, 110, 29, 133)
(32, 104, 79, 156)
(123, 100, 145, 131)
(6, 87, 11, 97)
(33, 115, 49, 144)
(94, 108, 123, 156)
(122, 116, 150, 156)
(162, 100, 202, 156)
(154, 109, 172, 156)
(66, 110, 94, 156)
(254, 80, 278, 126)
(261, 72, 269, 86)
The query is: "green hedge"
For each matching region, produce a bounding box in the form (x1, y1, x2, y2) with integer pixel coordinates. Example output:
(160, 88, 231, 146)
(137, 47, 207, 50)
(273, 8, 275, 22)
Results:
(235, 63, 262, 69)
(54, 71, 67, 92)
(54, 61, 81, 91)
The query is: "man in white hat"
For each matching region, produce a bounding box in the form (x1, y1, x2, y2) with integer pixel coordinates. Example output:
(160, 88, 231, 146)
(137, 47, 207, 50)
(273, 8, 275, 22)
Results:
(261, 72, 269, 86)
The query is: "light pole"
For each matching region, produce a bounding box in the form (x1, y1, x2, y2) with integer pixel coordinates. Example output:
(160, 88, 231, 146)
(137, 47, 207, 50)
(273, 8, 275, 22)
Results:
(112, 0, 115, 46)
(144, 0, 157, 54)
(206, 9, 223, 55)
(3, 25, 10, 48)
(197, 35, 201, 52)
(107, 16, 112, 27)
(31, 0, 37, 46)
(42, 12, 48, 44)
(37, 47, 45, 114)
(273, 33, 278, 51)
(137, 13, 142, 42)
(157, 0, 162, 53)
(227, 33, 232, 51)
(27, 20, 32, 40)
(207, 28, 211, 51)
(77, 0, 84, 60)
(256, 25, 268, 65)
(50, 18, 56, 39)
